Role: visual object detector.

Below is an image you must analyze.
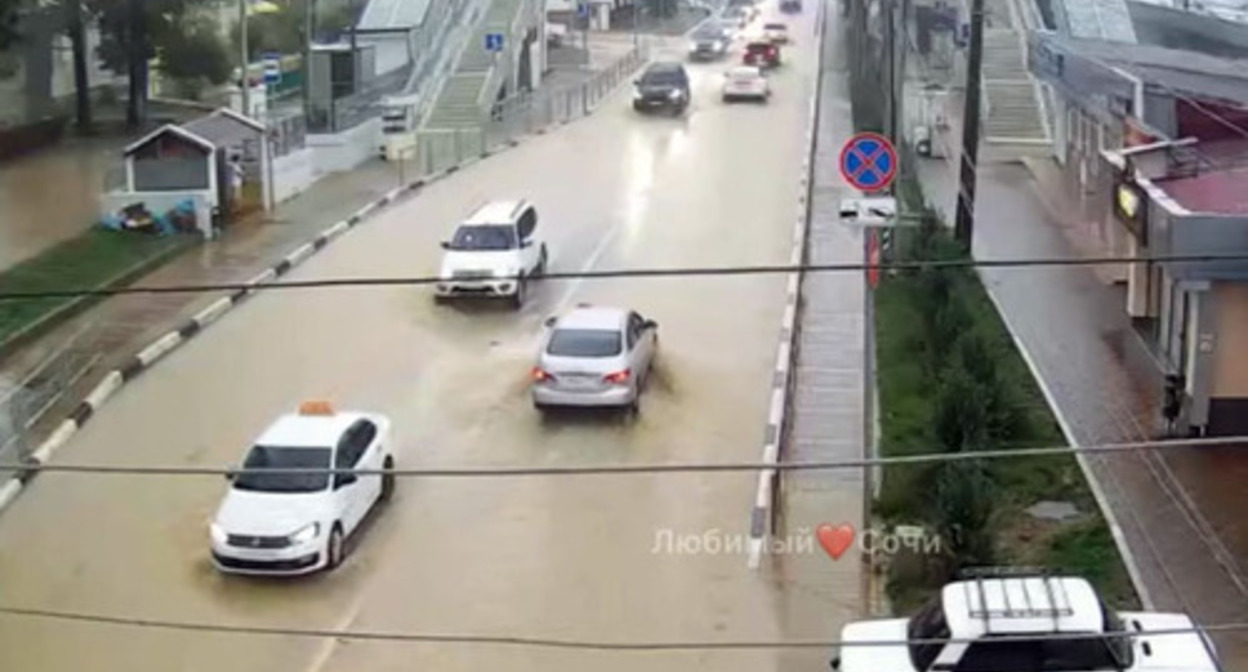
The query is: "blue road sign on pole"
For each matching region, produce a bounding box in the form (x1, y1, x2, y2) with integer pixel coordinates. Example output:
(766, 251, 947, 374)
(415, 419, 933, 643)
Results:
(485, 33, 505, 52)
(838, 132, 898, 193)
(577, 2, 590, 18)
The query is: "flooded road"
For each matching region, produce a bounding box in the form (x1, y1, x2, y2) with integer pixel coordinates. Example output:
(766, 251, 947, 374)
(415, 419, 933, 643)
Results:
(0, 7, 859, 672)
(0, 136, 124, 272)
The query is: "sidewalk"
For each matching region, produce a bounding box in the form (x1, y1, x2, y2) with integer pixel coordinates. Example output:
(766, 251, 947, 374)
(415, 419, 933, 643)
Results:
(915, 126, 1248, 666)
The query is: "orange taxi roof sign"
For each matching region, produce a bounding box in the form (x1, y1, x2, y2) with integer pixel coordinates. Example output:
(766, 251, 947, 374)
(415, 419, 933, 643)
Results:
(298, 400, 335, 416)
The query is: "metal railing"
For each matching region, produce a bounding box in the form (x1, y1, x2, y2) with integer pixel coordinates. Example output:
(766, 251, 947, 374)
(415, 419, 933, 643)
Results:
(413, 45, 647, 175)
(0, 327, 102, 477)
(308, 61, 417, 134)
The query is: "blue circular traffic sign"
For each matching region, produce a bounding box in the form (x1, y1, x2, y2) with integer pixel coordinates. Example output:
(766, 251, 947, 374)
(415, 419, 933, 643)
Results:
(839, 132, 898, 193)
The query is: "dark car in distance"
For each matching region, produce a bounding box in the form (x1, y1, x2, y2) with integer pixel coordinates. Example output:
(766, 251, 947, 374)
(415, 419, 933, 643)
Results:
(631, 62, 691, 115)
(688, 27, 732, 61)
(780, 0, 802, 13)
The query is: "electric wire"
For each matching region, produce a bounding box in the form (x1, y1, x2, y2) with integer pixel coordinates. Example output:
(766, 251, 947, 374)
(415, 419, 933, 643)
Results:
(2, 252, 1248, 301)
(0, 603, 1243, 650)
(3, 435, 1244, 478)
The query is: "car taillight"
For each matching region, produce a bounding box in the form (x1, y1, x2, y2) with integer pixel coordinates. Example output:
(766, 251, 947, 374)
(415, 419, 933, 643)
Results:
(603, 369, 631, 385)
(532, 367, 554, 382)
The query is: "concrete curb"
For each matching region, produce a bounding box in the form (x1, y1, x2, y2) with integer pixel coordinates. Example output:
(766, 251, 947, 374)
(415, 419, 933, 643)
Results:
(0, 62, 648, 519)
(747, 0, 825, 571)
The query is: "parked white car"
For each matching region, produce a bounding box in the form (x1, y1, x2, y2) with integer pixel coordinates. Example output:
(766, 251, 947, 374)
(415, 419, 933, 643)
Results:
(763, 22, 790, 43)
(209, 401, 395, 576)
(831, 571, 1222, 672)
(532, 305, 659, 415)
(722, 65, 770, 102)
(435, 200, 549, 308)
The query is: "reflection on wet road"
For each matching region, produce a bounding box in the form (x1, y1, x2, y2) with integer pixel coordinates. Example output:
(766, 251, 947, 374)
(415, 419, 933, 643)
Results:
(0, 9, 858, 672)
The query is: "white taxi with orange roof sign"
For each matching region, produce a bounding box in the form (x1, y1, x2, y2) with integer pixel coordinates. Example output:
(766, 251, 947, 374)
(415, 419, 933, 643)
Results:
(209, 400, 395, 576)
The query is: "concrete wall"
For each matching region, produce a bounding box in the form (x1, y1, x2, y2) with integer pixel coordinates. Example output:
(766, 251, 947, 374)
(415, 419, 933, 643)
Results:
(1209, 282, 1248, 397)
(1166, 212, 1248, 281)
(271, 148, 320, 204)
(308, 117, 383, 172)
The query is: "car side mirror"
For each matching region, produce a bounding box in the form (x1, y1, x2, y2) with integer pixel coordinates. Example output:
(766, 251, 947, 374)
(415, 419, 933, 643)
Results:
(334, 472, 358, 489)
(520, 238, 533, 248)
(830, 657, 841, 670)
(544, 316, 557, 328)
(643, 319, 657, 330)
(633, 78, 640, 86)
(224, 468, 237, 482)
(440, 241, 450, 249)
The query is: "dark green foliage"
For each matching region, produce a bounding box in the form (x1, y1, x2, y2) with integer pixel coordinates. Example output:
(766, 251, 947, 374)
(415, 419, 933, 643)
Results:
(160, 14, 231, 95)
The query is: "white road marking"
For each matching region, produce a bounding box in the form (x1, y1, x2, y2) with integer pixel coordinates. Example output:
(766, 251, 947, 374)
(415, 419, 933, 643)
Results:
(300, 591, 368, 672)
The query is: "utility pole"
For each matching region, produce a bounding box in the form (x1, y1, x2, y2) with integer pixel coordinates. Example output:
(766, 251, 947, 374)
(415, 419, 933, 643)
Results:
(954, 0, 984, 250)
(126, 0, 147, 130)
(303, 0, 316, 121)
(239, 0, 250, 117)
(66, 0, 92, 132)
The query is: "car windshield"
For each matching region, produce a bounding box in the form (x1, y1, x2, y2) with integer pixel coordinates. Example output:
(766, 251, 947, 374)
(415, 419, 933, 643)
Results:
(694, 30, 725, 41)
(547, 329, 622, 357)
(232, 445, 333, 493)
(641, 70, 683, 86)
(448, 224, 516, 251)
(730, 68, 759, 80)
(906, 597, 951, 671)
(747, 43, 774, 52)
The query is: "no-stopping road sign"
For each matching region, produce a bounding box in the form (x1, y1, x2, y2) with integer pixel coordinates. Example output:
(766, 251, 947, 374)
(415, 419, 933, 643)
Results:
(839, 132, 898, 193)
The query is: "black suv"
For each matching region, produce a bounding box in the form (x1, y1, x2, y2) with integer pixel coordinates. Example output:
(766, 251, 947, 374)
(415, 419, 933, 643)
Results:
(631, 62, 691, 115)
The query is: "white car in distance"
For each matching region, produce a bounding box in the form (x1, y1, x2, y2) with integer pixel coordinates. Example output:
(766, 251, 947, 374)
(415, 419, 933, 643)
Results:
(209, 401, 395, 576)
(532, 305, 659, 415)
(722, 65, 770, 103)
(435, 200, 549, 308)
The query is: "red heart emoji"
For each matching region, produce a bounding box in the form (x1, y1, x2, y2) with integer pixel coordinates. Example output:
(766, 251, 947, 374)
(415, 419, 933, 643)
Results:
(816, 523, 855, 560)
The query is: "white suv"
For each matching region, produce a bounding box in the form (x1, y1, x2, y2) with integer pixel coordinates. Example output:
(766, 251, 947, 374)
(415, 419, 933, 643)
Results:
(435, 200, 549, 309)
(831, 572, 1222, 672)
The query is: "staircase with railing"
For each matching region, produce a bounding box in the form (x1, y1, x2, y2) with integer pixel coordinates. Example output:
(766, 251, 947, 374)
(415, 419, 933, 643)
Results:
(420, 0, 539, 131)
(980, 0, 1051, 147)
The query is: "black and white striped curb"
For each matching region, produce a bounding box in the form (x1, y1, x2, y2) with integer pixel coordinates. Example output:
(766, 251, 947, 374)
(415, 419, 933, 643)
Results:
(0, 64, 652, 517)
(747, 3, 826, 571)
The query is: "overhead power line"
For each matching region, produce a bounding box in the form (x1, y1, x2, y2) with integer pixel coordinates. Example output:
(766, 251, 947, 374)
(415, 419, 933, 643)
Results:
(2, 252, 1248, 301)
(0, 603, 1243, 650)
(4, 435, 1245, 478)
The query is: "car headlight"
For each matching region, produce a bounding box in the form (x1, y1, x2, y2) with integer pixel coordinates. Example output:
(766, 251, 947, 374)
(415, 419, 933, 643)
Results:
(210, 522, 227, 544)
(288, 522, 320, 545)
(669, 89, 683, 100)
(689, 41, 699, 51)
(713, 40, 724, 50)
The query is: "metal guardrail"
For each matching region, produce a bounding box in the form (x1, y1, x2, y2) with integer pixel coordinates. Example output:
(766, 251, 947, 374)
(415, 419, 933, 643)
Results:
(412, 45, 647, 176)
(0, 327, 102, 478)
(308, 62, 416, 134)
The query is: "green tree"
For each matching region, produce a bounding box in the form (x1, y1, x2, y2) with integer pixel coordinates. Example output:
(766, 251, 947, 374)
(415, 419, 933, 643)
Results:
(161, 14, 231, 99)
(232, 8, 302, 61)
(0, 0, 23, 50)
(85, 0, 194, 127)
(933, 366, 992, 453)
(929, 461, 997, 569)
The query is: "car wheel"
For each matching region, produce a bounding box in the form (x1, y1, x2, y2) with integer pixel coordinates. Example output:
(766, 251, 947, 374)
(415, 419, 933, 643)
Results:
(627, 393, 641, 416)
(511, 277, 526, 309)
(380, 456, 396, 502)
(325, 524, 345, 570)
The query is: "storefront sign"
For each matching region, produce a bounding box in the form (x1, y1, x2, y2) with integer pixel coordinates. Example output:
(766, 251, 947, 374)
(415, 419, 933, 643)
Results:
(1113, 176, 1149, 245)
